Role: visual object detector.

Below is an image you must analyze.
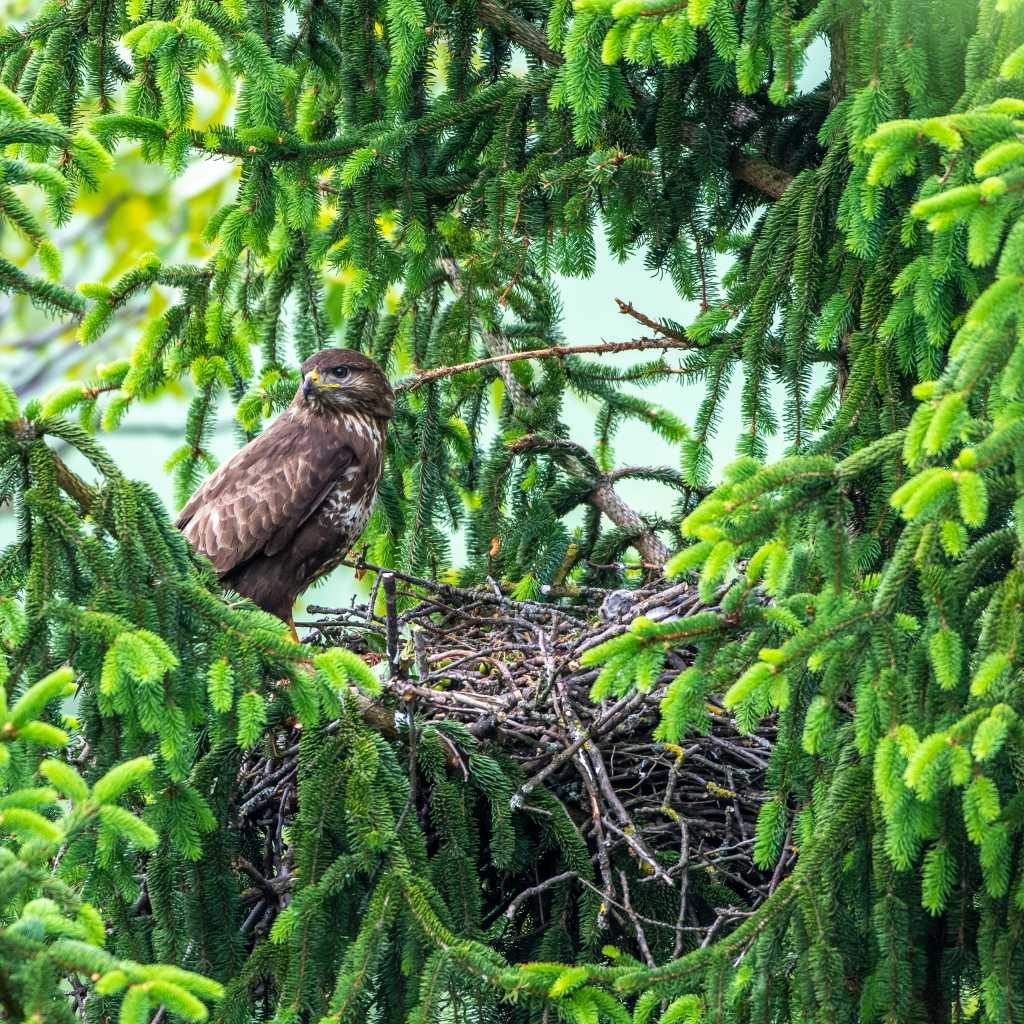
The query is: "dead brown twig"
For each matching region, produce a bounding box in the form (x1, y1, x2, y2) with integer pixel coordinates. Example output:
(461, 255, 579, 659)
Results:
(396, 336, 694, 393)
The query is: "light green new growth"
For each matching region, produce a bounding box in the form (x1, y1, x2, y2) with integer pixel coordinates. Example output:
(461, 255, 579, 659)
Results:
(3, 0, 1024, 1021)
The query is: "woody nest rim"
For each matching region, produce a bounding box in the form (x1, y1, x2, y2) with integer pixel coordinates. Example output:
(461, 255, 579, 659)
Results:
(231, 567, 785, 965)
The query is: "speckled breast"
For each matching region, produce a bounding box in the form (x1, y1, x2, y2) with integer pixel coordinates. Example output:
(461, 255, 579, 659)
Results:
(320, 477, 374, 544)
(311, 414, 385, 573)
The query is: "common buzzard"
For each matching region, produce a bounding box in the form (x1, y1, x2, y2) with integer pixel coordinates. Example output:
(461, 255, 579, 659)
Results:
(176, 348, 393, 638)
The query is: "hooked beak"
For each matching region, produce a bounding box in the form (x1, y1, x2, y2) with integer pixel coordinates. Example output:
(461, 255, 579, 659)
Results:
(302, 370, 319, 400)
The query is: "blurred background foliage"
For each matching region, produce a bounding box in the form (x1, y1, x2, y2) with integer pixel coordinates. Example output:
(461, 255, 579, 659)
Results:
(0, 28, 239, 398)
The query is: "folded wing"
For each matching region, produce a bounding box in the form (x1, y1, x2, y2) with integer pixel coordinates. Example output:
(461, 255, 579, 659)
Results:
(175, 420, 354, 576)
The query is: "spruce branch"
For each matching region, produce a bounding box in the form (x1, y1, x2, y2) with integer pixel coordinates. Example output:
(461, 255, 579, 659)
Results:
(476, 0, 562, 65)
(469, 2, 794, 200)
(52, 452, 98, 513)
(7, 1, 1019, 1012)
(4, 419, 98, 513)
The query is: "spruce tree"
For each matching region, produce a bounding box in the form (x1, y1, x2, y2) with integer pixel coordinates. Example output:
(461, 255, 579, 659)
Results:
(4, 0, 1024, 1021)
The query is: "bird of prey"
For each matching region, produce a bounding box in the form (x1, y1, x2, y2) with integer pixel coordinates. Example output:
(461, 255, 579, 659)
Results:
(176, 348, 394, 639)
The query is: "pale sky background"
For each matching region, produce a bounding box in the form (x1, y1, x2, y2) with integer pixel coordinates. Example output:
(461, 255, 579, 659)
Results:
(0, 41, 828, 609)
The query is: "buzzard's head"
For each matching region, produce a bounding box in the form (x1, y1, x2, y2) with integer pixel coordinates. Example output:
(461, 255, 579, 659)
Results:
(297, 349, 394, 420)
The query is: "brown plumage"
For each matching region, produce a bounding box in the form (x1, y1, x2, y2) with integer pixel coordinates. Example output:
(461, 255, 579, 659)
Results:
(176, 349, 393, 633)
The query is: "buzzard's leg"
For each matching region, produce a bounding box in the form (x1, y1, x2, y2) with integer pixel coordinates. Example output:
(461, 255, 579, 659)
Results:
(287, 618, 301, 644)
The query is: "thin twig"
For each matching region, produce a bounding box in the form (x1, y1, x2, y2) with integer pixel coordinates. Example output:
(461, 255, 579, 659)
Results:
(672, 820, 690, 959)
(615, 299, 690, 343)
(502, 871, 578, 921)
(619, 870, 656, 966)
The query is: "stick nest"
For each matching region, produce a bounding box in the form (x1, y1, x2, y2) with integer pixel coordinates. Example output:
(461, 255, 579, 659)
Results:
(232, 569, 786, 961)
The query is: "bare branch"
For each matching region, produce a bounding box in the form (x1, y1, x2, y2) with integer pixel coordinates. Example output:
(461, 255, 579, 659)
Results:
(731, 153, 794, 201)
(502, 871, 578, 921)
(397, 335, 694, 392)
(590, 478, 670, 567)
(615, 298, 690, 342)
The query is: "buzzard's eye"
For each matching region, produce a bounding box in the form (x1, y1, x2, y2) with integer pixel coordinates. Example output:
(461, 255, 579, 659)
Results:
(330, 366, 350, 380)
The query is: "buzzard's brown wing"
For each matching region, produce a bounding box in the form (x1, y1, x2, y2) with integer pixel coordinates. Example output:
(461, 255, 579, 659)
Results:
(175, 418, 355, 576)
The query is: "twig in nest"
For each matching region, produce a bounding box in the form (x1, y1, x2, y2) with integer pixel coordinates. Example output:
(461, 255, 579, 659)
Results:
(501, 871, 578, 922)
(619, 870, 655, 966)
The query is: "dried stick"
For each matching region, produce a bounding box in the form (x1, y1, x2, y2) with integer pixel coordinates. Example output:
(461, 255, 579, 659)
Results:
(615, 299, 690, 343)
(619, 870, 656, 967)
(502, 871, 578, 921)
(382, 571, 400, 680)
(672, 820, 691, 959)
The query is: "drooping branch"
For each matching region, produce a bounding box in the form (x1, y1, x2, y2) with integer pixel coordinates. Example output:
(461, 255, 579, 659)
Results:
(476, 0, 562, 65)
(829, 22, 849, 111)
(471, 1, 795, 201)
(52, 455, 98, 514)
(5, 420, 98, 514)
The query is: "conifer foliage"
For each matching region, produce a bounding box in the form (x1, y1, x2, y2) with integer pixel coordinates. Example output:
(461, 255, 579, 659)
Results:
(0, 659, 224, 1022)
(4, 0, 1024, 1020)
